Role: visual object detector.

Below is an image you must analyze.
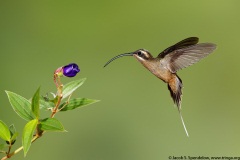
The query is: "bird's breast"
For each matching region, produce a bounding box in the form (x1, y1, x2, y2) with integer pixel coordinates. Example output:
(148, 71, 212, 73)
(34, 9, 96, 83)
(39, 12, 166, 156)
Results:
(140, 60, 173, 83)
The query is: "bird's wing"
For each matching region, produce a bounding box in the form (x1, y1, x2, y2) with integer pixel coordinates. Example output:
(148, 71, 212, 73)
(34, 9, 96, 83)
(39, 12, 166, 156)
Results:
(160, 43, 217, 73)
(158, 37, 199, 58)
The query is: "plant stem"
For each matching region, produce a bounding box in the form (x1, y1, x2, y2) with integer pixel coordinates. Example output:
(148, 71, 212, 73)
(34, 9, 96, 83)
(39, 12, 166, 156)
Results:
(51, 79, 63, 117)
(51, 94, 62, 118)
(6, 145, 11, 157)
(59, 94, 71, 111)
(1, 135, 40, 160)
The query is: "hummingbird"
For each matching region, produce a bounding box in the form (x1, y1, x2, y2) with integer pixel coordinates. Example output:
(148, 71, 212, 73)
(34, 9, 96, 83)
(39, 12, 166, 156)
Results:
(104, 37, 216, 137)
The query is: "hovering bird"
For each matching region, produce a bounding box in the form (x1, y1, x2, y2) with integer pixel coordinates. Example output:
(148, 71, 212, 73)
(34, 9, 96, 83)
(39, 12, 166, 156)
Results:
(104, 37, 216, 136)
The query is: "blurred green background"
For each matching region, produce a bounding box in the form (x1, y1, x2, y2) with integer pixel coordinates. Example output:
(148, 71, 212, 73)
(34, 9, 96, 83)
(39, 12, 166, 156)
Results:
(1, 0, 240, 159)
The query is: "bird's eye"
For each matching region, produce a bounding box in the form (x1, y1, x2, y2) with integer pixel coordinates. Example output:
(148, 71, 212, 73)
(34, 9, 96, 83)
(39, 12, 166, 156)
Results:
(137, 51, 142, 56)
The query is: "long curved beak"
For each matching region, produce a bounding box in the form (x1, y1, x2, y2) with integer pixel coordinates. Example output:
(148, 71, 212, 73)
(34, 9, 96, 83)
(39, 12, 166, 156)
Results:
(104, 52, 134, 67)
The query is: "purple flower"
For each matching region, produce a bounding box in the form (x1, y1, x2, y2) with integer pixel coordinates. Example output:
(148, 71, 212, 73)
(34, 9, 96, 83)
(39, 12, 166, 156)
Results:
(62, 63, 80, 77)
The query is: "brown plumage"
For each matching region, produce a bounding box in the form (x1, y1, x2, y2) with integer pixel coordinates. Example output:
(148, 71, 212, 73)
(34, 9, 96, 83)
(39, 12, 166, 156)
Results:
(104, 37, 217, 136)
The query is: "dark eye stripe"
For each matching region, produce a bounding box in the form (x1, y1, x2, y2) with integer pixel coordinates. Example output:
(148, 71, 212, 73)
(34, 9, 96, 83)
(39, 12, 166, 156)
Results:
(135, 49, 152, 60)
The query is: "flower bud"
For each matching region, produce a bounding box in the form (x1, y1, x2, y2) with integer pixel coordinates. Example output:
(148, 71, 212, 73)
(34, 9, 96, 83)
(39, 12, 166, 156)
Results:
(62, 63, 80, 77)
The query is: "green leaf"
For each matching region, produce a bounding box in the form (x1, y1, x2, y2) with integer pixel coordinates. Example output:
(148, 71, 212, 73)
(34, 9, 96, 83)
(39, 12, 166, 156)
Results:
(9, 124, 18, 144)
(39, 118, 65, 132)
(59, 98, 99, 111)
(62, 78, 86, 99)
(32, 87, 40, 118)
(5, 91, 35, 121)
(9, 124, 16, 135)
(22, 119, 38, 156)
(10, 132, 18, 142)
(39, 96, 55, 110)
(0, 121, 11, 141)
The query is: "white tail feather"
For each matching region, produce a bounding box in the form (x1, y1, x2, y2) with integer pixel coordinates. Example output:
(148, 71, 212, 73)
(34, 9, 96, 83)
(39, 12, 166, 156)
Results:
(178, 109, 189, 137)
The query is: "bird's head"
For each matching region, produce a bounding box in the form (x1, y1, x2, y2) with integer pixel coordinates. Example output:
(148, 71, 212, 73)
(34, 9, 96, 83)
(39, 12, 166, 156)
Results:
(104, 49, 153, 67)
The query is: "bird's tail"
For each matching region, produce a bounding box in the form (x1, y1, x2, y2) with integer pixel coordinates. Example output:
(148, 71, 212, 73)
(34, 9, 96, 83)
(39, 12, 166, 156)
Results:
(167, 74, 183, 109)
(168, 74, 189, 137)
(178, 109, 189, 137)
